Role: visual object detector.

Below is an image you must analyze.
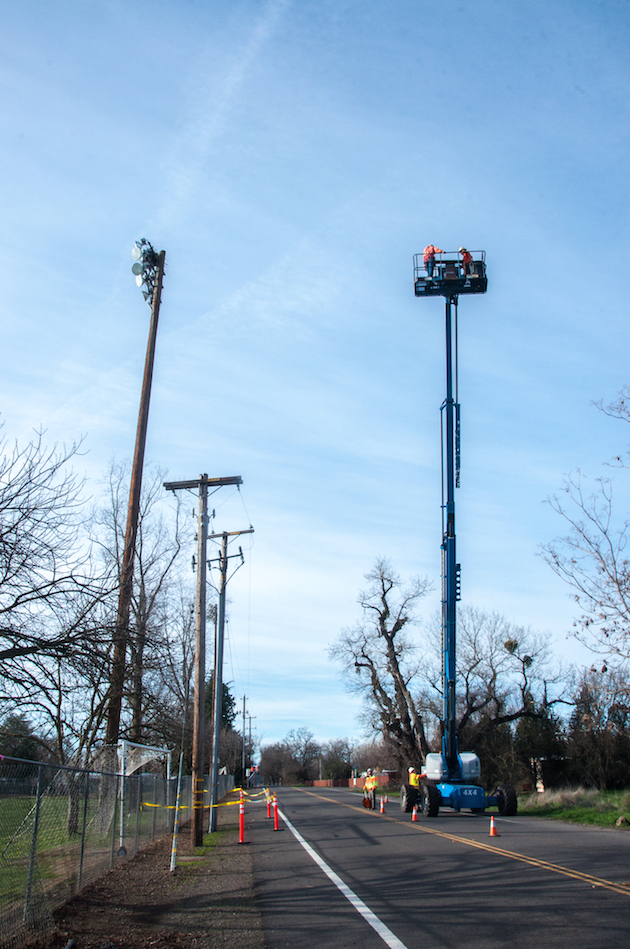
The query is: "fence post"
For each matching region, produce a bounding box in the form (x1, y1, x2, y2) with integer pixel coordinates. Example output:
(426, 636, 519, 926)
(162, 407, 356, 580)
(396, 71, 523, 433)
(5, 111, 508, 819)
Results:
(110, 774, 120, 868)
(171, 772, 178, 831)
(23, 763, 44, 925)
(77, 772, 90, 889)
(119, 743, 127, 856)
(151, 775, 157, 840)
(169, 751, 185, 873)
(134, 775, 141, 855)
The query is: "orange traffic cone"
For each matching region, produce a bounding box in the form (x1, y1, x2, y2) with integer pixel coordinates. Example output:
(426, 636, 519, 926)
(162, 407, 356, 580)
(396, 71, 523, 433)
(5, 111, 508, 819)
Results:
(380, 796, 385, 813)
(411, 805, 418, 822)
(489, 815, 499, 837)
(384, 794, 388, 804)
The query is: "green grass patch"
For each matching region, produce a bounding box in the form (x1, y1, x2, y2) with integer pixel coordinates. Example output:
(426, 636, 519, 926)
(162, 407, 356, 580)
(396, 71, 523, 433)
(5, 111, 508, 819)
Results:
(0, 792, 171, 907)
(519, 788, 630, 828)
(192, 830, 227, 856)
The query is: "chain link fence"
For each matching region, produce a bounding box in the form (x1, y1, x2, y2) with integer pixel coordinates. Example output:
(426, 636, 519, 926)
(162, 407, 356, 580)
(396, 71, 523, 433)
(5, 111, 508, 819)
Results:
(0, 755, 193, 949)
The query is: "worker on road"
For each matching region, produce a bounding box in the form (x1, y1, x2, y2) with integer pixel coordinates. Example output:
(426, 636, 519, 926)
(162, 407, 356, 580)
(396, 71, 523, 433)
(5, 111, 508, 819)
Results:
(364, 769, 378, 809)
(423, 244, 444, 278)
(408, 766, 421, 788)
(459, 246, 473, 275)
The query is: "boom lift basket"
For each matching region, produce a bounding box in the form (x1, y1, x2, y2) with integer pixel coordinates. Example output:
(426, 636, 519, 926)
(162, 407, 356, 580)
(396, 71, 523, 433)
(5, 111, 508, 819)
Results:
(413, 250, 487, 297)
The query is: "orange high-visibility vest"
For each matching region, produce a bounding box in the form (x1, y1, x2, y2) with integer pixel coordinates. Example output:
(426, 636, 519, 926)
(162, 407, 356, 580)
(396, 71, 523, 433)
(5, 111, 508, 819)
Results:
(423, 245, 444, 262)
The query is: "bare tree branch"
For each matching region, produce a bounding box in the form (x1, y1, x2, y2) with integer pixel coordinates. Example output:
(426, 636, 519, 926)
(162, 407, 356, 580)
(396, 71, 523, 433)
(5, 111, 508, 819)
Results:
(329, 558, 433, 768)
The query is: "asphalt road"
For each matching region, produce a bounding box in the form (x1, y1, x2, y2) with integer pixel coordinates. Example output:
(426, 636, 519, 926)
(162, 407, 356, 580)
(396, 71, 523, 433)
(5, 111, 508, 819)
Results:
(246, 787, 630, 949)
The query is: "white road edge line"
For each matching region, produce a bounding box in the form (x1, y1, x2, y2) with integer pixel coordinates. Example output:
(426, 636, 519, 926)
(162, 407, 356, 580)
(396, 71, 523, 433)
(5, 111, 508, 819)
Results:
(278, 808, 410, 949)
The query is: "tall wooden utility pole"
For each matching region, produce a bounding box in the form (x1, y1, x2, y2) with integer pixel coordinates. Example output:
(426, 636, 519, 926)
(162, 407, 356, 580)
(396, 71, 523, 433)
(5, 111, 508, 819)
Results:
(105, 242, 165, 749)
(192, 475, 208, 847)
(163, 475, 243, 847)
(207, 527, 254, 832)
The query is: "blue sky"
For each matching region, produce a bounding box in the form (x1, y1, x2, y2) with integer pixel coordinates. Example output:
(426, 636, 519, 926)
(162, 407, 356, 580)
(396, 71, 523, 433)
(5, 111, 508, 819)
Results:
(1, 0, 629, 747)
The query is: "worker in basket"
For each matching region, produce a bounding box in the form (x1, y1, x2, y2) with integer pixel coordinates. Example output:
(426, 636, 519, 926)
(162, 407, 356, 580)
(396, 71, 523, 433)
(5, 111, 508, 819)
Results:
(423, 244, 444, 279)
(363, 769, 378, 809)
(459, 246, 473, 276)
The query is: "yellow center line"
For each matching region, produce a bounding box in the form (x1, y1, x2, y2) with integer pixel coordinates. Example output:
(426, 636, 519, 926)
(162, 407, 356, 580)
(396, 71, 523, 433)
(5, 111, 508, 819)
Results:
(295, 788, 630, 898)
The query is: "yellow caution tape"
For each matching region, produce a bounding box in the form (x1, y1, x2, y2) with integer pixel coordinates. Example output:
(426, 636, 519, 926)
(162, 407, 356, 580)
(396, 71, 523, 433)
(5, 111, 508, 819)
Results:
(140, 799, 242, 811)
(139, 788, 273, 811)
(140, 802, 187, 810)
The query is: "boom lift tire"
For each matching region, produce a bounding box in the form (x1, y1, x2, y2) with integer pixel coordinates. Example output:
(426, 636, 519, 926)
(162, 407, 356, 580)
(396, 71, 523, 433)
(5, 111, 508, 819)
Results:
(400, 784, 418, 812)
(419, 784, 440, 818)
(497, 784, 518, 817)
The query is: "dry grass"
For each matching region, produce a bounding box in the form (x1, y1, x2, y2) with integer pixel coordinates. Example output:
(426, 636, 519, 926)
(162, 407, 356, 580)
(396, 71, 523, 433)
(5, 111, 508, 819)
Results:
(518, 787, 630, 827)
(520, 788, 606, 811)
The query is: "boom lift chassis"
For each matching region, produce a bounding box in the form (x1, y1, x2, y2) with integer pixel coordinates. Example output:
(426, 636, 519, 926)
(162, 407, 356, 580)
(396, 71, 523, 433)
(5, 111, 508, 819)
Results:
(401, 251, 517, 818)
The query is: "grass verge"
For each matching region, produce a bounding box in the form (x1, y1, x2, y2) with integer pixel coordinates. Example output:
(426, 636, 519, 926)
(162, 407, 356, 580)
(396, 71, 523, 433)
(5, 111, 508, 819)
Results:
(193, 830, 227, 855)
(519, 788, 630, 828)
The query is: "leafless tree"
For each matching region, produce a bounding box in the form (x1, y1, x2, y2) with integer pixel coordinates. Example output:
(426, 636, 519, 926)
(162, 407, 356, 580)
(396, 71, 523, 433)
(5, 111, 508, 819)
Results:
(329, 559, 433, 768)
(319, 738, 356, 779)
(282, 728, 320, 782)
(352, 739, 400, 774)
(0, 426, 107, 679)
(90, 461, 187, 744)
(542, 388, 630, 669)
(9, 646, 110, 766)
(259, 741, 290, 785)
(330, 561, 569, 778)
(140, 584, 196, 758)
(432, 606, 569, 750)
(566, 665, 630, 789)
(217, 726, 254, 781)
(260, 728, 321, 785)
(1, 455, 190, 768)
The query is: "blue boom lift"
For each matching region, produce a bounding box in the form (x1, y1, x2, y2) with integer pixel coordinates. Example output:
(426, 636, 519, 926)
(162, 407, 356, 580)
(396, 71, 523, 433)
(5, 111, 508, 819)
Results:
(400, 250, 517, 819)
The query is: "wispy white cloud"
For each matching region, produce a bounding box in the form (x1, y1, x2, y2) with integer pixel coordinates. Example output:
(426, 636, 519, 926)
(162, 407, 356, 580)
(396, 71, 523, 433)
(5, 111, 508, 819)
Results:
(153, 0, 291, 232)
